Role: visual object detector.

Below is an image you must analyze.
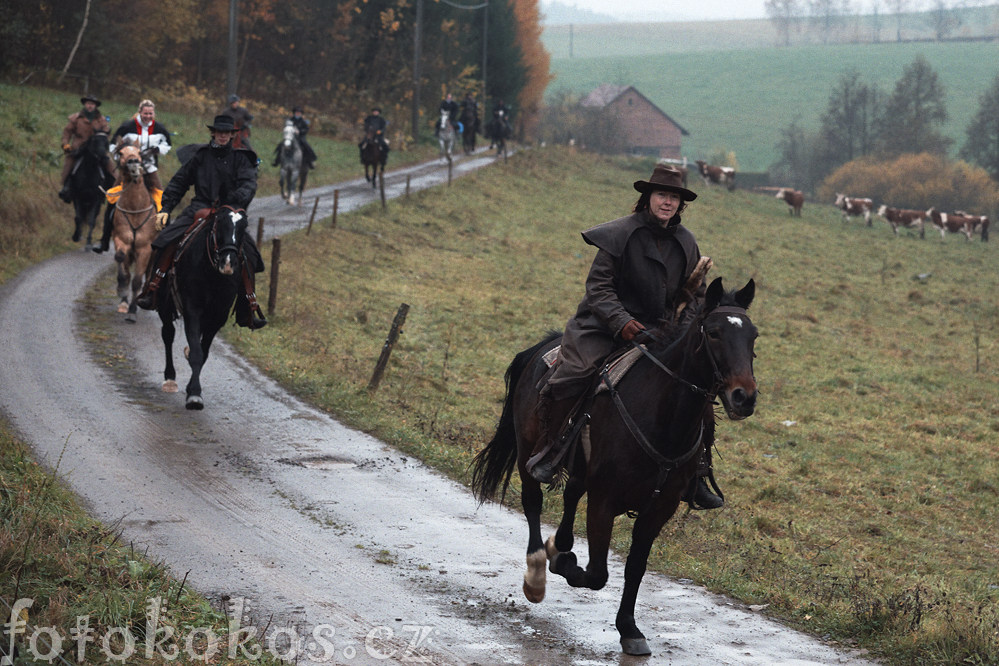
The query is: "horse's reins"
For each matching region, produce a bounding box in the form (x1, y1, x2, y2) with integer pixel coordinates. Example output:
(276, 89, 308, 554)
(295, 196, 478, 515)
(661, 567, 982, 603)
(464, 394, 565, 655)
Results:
(600, 304, 748, 514)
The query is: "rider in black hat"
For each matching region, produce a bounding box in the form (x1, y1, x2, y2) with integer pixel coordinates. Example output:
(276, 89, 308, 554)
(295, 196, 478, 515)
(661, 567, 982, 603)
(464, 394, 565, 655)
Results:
(135, 115, 267, 329)
(527, 164, 724, 510)
(359, 107, 389, 159)
(58, 94, 112, 202)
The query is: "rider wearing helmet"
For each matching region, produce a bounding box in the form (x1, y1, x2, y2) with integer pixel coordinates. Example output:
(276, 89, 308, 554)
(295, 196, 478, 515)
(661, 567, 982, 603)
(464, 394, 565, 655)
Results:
(274, 105, 316, 170)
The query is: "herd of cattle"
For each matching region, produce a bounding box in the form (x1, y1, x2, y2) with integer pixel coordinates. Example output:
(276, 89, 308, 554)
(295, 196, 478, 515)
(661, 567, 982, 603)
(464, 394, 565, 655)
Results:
(680, 161, 989, 242)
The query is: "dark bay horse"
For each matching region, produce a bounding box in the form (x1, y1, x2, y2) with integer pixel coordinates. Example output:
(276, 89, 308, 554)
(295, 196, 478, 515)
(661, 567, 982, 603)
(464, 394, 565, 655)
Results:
(471, 278, 758, 656)
(460, 104, 478, 155)
(360, 126, 387, 189)
(111, 143, 157, 322)
(67, 130, 113, 249)
(156, 206, 249, 409)
(486, 109, 511, 160)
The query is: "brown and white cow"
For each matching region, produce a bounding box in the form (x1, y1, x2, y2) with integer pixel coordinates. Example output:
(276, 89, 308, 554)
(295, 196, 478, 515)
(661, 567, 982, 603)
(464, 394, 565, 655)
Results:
(876, 205, 927, 239)
(695, 160, 736, 191)
(927, 208, 991, 242)
(775, 188, 804, 216)
(834, 193, 874, 227)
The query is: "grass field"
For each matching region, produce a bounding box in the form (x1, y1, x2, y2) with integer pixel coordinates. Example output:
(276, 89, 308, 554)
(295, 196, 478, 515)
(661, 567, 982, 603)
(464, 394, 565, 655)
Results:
(544, 35, 999, 173)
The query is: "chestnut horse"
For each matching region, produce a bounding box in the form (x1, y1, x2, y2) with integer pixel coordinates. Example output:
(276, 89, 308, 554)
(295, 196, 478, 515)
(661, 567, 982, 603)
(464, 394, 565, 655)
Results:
(111, 143, 158, 322)
(471, 278, 758, 656)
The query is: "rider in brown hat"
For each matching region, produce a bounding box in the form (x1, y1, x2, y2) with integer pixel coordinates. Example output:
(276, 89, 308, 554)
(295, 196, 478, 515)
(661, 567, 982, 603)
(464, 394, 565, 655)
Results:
(58, 94, 112, 202)
(135, 114, 267, 329)
(527, 164, 725, 510)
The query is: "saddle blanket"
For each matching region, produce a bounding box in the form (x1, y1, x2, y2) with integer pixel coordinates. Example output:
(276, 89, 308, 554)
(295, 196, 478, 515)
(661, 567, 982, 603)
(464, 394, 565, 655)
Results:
(105, 185, 163, 211)
(541, 345, 644, 393)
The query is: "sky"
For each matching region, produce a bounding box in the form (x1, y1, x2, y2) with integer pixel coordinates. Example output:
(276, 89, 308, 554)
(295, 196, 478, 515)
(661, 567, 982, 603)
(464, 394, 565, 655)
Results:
(550, 0, 770, 22)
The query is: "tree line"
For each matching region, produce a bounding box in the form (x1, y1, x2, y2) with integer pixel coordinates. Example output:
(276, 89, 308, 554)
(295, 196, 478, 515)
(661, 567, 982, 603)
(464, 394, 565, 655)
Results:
(0, 0, 551, 138)
(771, 54, 999, 213)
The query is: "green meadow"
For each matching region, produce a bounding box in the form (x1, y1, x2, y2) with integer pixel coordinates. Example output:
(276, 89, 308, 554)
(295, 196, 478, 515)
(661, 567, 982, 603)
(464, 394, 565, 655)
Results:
(544, 30, 999, 173)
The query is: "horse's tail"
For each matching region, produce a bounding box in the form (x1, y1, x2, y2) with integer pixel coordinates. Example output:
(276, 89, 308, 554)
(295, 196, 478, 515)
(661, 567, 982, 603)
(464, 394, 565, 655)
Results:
(471, 332, 559, 505)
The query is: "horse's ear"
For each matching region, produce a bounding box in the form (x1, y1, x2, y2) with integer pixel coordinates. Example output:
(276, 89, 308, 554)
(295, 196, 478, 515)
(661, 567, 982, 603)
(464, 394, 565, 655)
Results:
(735, 279, 755, 310)
(704, 277, 724, 310)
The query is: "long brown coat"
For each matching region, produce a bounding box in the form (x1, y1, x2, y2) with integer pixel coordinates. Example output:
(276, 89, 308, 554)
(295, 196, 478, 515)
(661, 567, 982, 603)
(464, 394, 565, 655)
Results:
(60, 110, 112, 183)
(547, 211, 701, 399)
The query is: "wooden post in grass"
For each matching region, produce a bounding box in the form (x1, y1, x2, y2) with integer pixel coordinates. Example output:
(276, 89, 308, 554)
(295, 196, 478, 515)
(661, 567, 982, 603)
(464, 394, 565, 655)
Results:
(267, 237, 281, 317)
(447, 158, 453, 186)
(368, 303, 410, 392)
(405, 174, 411, 198)
(379, 174, 386, 209)
(306, 196, 319, 235)
(331, 189, 339, 229)
(256, 217, 265, 247)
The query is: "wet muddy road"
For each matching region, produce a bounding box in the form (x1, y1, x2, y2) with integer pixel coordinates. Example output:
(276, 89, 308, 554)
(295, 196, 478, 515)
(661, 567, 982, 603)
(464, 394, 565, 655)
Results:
(0, 154, 877, 665)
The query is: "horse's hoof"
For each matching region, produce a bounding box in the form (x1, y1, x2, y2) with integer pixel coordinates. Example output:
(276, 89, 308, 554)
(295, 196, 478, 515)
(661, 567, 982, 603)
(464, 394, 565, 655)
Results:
(124, 312, 137, 323)
(620, 637, 651, 656)
(186, 395, 204, 410)
(522, 579, 545, 604)
(162, 380, 179, 393)
(117, 302, 129, 314)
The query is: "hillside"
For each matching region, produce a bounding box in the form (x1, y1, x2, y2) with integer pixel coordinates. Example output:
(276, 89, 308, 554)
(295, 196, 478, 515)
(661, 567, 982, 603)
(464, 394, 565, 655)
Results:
(542, 15, 999, 173)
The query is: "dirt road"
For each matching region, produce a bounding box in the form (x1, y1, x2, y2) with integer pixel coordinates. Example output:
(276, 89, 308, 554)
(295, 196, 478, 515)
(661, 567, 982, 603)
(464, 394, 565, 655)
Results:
(0, 154, 876, 665)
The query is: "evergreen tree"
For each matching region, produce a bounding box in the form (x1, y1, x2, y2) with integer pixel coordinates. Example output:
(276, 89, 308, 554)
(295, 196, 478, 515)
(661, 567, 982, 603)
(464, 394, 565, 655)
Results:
(819, 69, 883, 170)
(876, 55, 952, 156)
(960, 74, 999, 181)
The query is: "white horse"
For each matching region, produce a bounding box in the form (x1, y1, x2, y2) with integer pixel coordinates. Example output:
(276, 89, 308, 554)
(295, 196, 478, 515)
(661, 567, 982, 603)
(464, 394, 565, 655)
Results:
(278, 121, 304, 205)
(437, 110, 455, 162)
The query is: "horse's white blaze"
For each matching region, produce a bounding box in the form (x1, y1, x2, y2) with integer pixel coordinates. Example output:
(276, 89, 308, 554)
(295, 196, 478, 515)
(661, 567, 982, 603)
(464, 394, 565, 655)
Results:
(523, 549, 547, 603)
(727, 316, 743, 327)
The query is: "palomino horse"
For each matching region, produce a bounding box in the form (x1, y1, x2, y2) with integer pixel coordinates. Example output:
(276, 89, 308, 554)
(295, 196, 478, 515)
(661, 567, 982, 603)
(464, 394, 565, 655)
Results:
(436, 110, 456, 162)
(111, 143, 158, 322)
(157, 206, 250, 409)
(67, 130, 113, 249)
(360, 126, 387, 189)
(471, 278, 758, 656)
(278, 121, 305, 205)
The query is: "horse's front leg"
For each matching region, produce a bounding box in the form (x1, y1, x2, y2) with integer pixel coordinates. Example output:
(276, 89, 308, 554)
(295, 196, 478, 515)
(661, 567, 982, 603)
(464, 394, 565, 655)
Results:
(160, 314, 178, 393)
(551, 499, 612, 593)
(520, 470, 548, 604)
(182, 314, 206, 410)
(615, 503, 677, 656)
(545, 472, 586, 570)
(115, 254, 132, 315)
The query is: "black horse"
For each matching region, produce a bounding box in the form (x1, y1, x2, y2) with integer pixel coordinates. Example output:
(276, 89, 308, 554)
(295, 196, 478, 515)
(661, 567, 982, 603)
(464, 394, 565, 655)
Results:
(360, 126, 387, 189)
(460, 104, 478, 155)
(67, 130, 113, 249)
(157, 206, 250, 409)
(485, 110, 511, 159)
(471, 278, 758, 656)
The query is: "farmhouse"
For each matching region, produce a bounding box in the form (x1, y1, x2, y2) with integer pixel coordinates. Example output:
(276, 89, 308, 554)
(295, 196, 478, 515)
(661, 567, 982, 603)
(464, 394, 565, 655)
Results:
(580, 84, 689, 159)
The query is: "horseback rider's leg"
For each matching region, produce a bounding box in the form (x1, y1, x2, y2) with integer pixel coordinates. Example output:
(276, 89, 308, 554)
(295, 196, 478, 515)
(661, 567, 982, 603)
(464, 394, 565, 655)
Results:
(301, 140, 317, 169)
(682, 414, 724, 510)
(233, 236, 267, 330)
(58, 156, 75, 202)
(527, 377, 588, 484)
(135, 216, 190, 310)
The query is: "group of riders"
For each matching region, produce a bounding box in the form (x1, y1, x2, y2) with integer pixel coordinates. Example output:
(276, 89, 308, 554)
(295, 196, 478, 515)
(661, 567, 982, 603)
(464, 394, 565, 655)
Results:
(58, 90, 726, 511)
(435, 91, 513, 150)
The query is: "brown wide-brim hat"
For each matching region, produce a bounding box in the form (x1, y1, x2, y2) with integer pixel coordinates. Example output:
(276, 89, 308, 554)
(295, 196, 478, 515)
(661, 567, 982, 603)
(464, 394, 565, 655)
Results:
(633, 164, 697, 201)
(206, 115, 237, 131)
(80, 94, 101, 107)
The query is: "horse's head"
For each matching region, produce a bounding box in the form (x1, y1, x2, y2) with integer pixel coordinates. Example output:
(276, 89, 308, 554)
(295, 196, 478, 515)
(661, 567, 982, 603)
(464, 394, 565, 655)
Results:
(116, 143, 144, 182)
(696, 278, 758, 420)
(282, 121, 298, 147)
(88, 130, 110, 159)
(210, 206, 248, 276)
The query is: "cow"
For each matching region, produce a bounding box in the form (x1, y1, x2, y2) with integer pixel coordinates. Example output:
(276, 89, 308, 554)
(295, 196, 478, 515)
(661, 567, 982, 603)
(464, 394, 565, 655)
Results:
(876, 205, 927, 239)
(695, 160, 735, 191)
(834, 193, 874, 227)
(927, 208, 991, 242)
(775, 188, 804, 216)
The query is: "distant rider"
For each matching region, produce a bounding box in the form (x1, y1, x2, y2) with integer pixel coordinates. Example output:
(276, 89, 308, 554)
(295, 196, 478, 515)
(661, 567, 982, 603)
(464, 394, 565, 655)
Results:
(358, 107, 389, 159)
(274, 105, 317, 170)
(58, 93, 112, 203)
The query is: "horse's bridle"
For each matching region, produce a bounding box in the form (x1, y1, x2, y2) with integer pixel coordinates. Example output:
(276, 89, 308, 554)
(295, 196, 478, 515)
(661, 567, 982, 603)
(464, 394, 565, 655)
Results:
(207, 206, 245, 273)
(599, 304, 749, 513)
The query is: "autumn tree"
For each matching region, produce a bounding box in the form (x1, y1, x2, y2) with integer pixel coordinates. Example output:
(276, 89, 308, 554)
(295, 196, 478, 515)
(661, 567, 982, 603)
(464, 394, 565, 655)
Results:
(876, 55, 952, 157)
(960, 73, 999, 181)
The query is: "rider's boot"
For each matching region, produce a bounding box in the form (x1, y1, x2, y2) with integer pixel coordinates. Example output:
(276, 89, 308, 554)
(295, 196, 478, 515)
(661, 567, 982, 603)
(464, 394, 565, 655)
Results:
(234, 264, 267, 330)
(58, 180, 72, 204)
(682, 423, 724, 510)
(135, 243, 176, 310)
(92, 204, 115, 254)
(526, 388, 580, 484)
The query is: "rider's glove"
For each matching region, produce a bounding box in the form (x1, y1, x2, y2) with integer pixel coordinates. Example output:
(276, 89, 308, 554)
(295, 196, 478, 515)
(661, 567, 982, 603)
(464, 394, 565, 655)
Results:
(62, 143, 72, 153)
(155, 213, 169, 231)
(620, 319, 646, 342)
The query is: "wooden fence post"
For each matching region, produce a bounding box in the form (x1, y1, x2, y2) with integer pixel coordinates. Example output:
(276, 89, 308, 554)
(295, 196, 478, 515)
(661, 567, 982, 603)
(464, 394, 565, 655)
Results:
(306, 196, 319, 235)
(405, 174, 411, 198)
(256, 216, 265, 247)
(367, 303, 410, 392)
(447, 158, 453, 186)
(267, 237, 281, 317)
(379, 173, 386, 209)
(331, 189, 339, 229)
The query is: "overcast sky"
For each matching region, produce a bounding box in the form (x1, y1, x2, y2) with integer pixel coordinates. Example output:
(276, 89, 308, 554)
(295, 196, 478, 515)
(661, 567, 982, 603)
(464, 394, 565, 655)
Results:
(554, 0, 770, 22)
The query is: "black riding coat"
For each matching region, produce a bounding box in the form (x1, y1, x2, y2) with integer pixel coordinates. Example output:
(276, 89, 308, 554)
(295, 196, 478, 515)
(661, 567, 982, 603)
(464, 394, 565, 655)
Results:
(288, 115, 310, 137)
(161, 143, 257, 217)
